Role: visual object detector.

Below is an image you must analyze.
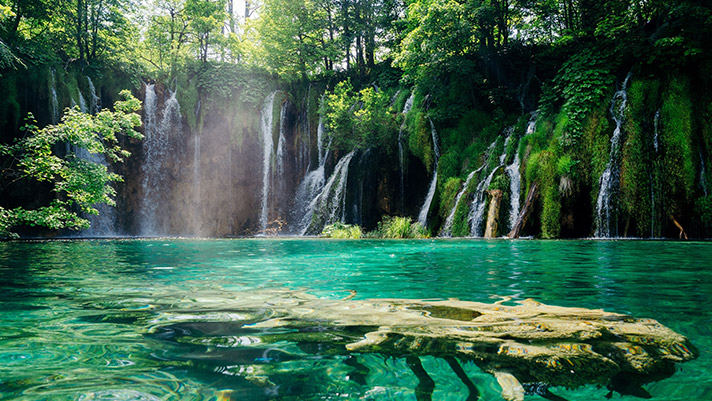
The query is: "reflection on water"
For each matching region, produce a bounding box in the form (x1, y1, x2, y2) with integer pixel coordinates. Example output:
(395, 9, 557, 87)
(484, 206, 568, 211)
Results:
(0, 239, 711, 400)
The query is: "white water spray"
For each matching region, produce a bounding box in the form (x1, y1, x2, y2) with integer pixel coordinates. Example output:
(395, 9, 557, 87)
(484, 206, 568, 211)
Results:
(259, 91, 278, 231)
(417, 119, 440, 226)
(594, 73, 632, 238)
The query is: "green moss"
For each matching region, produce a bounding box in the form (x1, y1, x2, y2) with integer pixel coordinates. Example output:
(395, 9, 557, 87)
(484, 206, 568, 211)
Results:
(450, 175, 480, 237)
(619, 78, 659, 236)
(660, 77, 695, 216)
(407, 110, 434, 172)
(439, 177, 462, 220)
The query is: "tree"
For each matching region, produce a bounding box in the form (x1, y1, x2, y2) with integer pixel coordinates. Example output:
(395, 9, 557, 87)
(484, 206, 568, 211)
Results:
(0, 90, 142, 238)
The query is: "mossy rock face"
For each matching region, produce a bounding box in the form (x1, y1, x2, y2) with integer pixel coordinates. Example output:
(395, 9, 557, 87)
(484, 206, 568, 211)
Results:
(144, 289, 697, 400)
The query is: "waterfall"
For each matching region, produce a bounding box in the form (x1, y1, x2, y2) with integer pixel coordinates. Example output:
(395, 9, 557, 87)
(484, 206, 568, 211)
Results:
(399, 94, 415, 209)
(78, 89, 88, 113)
(50, 70, 60, 123)
(139, 85, 182, 236)
(301, 150, 356, 235)
(439, 169, 478, 237)
(87, 77, 101, 114)
(506, 113, 536, 231)
(276, 102, 287, 180)
(72, 145, 117, 237)
(506, 146, 522, 232)
(653, 109, 661, 153)
(293, 115, 332, 234)
(259, 91, 278, 232)
(417, 120, 440, 226)
(468, 127, 514, 237)
(594, 73, 632, 238)
(317, 113, 326, 165)
(701, 151, 708, 197)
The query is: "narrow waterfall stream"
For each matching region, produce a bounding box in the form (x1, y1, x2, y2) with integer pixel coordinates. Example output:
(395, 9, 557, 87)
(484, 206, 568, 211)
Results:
(439, 169, 479, 237)
(506, 113, 536, 231)
(417, 120, 440, 226)
(87, 77, 101, 114)
(259, 91, 278, 232)
(594, 73, 632, 238)
(50, 69, 59, 123)
(468, 127, 514, 237)
(399, 94, 415, 209)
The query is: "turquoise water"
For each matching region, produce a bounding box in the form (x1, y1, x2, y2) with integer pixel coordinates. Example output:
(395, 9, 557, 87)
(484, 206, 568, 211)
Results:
(0, 239, 710, 400)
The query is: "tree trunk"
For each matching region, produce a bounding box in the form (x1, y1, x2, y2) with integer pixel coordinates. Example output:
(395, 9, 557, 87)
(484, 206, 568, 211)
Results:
(77, 0, 84, 62)
(670, 215, 688, 240)
(484, 189, 503, 239)
(508, 183, 538, 239)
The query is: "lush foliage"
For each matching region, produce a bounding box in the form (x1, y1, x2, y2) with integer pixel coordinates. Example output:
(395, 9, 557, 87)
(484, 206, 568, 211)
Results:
(0, 91, 142, 237)
(372, 216, 429, 239)
(320, 222, 363, 239)
(321, 80, 396, 152)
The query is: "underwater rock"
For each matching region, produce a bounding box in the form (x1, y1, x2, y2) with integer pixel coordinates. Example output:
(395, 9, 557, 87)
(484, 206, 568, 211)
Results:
(147, 289, 697, 400)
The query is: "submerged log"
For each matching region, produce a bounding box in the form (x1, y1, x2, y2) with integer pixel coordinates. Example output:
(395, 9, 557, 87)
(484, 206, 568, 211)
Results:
(509, 182, 538, 239)
(484, 189, 503, 238)
(670, 215, 688, 240)
(155, 289, 698, 400)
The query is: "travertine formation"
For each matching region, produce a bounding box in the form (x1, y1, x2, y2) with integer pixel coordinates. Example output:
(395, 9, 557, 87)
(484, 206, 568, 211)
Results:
(152, 290, 697, 400)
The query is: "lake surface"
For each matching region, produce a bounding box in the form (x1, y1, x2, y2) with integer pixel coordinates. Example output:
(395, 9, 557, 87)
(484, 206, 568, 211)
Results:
(0, 239, 710, 400)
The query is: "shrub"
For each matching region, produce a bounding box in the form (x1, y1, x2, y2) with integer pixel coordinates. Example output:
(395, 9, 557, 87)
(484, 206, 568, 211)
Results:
(373, 216, 429, 239)
(320, 222, 363, 239)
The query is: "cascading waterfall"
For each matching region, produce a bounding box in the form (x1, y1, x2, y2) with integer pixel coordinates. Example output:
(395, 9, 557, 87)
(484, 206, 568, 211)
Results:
(594, 73, 632, 238)
(506, 113, 536, 231)
(293, 115, 331, 234)
(139, 84, 182, 236)
(302, 150, 356, 235)
(50, 69, 60, 123)
(439, 169, 479, 237)
(417, 120, 441, 226)
(399, 94, 415, 208)
(468, 127, 514, 237)
(506, 146, 522, 232)
(259, 91, 278, 232)
(87, 77, 101, 114)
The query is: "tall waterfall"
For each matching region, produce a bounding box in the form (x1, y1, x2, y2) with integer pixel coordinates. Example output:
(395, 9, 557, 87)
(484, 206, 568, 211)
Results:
(468, 127, 514, 237)
(87, 77, 101, 114)
(302, 150, 356, 235)
(399, 94, 415, 208)
(276, 102, 287, 183)
(50, 69, 60, 123)
(594, 73, 632, 238)
(139, 84, 182, 236)
(259, 91, 278, 232)
(417, 120, 440, 226)
(439, 169, 479, 237)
